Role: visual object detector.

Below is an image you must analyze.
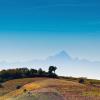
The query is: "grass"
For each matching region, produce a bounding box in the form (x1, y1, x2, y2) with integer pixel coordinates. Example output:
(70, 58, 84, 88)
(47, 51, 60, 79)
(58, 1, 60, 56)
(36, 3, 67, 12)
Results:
(0, 78, 47, 96)
(83, 87, 100, 96)
(0, 78, 85, 100)
(0, 77, 100, 100)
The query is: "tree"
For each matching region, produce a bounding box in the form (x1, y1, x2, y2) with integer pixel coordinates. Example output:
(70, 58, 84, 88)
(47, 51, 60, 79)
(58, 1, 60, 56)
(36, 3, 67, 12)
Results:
(0, 66, 58, 82)
(38, 68, 43, 76)
(48, 66, 57, 74)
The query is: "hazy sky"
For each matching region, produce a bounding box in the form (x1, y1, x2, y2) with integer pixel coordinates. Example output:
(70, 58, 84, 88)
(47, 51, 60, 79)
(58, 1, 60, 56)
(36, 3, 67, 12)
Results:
(0, 0, 99, 62)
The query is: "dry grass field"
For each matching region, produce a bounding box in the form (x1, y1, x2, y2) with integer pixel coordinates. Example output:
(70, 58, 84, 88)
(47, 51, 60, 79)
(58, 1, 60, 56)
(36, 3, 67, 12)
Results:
(0, 78, 46, 96)
(0, 78, 100, 100)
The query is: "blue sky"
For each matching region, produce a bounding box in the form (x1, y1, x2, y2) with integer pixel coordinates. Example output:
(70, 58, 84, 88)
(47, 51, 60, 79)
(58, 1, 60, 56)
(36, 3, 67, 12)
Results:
(0, 0, 100, 62)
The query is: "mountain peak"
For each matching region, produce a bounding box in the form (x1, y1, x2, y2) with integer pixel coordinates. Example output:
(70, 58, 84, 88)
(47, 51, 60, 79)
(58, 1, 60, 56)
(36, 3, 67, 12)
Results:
(56, 51, 71, 60)
(59, 50, 67, 55)
(46, 50, 71, 61)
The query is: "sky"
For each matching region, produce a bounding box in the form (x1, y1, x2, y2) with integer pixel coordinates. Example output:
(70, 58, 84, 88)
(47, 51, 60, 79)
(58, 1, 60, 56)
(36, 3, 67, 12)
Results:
(0, 0, 100, 62)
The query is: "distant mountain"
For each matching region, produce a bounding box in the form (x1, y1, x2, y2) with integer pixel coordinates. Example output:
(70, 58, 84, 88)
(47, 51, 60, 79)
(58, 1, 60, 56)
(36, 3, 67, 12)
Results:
(46, 51, 72, 62)
(0, 51, 100, 79)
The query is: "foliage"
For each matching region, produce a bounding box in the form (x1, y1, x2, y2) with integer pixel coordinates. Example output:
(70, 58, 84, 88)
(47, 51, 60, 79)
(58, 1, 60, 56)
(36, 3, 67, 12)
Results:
(48, 66, 57, 74)
(16, 85, 22, 89)
(0, 83, 3, 88)
(23, 89, 27, 93)
(79, 78, 85, 84)
(0, 66, 58, 83)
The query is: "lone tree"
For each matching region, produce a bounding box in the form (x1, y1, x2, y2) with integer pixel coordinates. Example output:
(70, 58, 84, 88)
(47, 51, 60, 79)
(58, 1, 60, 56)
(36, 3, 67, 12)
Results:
(48, 66, 57, 74)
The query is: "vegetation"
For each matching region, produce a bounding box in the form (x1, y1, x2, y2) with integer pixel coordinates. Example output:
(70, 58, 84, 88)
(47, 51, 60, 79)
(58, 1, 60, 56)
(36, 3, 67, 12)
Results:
(0, 78, 85, 100)
(48, 66, 57, 74)
(0, 76, 100, 100)
(0, 78, 100, 100)
(16, 85, 22, 89)
(0, 78, 46, 96)
(78, 78, 85, 84)
(0, 66, 58, 83)
(0, 83, 3, 88)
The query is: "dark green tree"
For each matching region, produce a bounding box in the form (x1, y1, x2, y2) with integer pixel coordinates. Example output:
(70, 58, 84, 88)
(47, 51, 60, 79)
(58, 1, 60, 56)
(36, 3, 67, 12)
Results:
(38, 68, 43, 76)
(48, 66, 57, 74)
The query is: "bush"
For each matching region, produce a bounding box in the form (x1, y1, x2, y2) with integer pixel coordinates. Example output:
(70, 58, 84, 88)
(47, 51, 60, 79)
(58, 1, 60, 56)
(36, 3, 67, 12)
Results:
(0, 83, 3, 88)
(79, 78, 85, 84)
(23, 89, 27, 92)
(16, 85, 22, 89)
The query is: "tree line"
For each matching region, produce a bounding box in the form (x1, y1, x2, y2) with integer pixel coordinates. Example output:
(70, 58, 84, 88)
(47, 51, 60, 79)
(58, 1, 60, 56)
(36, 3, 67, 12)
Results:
(0, 66, 57, 83)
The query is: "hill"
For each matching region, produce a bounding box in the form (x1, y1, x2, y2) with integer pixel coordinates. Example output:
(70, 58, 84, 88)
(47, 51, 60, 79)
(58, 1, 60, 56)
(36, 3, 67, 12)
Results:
(0, 78, 100, 100)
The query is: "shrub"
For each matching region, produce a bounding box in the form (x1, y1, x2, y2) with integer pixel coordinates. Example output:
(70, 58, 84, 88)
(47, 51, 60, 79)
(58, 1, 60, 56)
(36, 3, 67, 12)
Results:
(0, 83, 3, 88)
(23, 89, 27, 92)
(79, 78, 85, 84)
(16, 85, 22, 89)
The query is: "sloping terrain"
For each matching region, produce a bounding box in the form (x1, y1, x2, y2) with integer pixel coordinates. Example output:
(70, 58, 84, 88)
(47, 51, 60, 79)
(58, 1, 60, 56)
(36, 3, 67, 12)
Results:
(0, 78, 46, 96)
(0, 78, 100, 100)
(9, 92, 65, 100)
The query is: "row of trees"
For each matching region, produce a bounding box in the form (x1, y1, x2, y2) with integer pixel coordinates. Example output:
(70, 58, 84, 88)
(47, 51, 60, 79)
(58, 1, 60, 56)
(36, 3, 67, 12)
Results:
(0, 66, 57, 83)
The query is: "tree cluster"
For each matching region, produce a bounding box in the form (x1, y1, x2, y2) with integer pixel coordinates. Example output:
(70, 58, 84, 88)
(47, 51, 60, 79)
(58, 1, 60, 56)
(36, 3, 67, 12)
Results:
(0, 66, 57, 83)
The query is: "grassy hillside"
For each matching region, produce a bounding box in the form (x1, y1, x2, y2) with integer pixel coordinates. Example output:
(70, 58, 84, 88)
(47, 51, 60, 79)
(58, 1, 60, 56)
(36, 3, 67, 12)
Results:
(0, 78, 47, 96)
(0, 77, 100, 100)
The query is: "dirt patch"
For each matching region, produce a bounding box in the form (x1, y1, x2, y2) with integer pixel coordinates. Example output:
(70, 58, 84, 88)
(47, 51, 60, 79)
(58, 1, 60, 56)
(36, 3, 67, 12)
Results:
(9, 92, 65, 100)
(63, 91, 100, 100)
